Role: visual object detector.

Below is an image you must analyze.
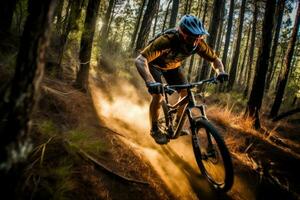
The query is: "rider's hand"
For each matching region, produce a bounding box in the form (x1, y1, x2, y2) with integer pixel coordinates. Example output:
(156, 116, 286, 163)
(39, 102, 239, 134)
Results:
(216, 72, 229, 83)
(146, 82, 163, 94)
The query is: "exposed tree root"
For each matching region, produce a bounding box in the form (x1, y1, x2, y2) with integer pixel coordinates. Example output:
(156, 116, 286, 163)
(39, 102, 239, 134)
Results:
(65, 140, 149, 185)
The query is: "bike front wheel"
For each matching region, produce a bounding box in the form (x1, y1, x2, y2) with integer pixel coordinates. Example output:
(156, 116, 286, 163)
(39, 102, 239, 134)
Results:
(192, 119, 234, 192)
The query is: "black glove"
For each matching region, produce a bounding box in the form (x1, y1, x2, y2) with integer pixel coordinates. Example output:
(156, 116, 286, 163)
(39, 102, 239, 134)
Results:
(216, 72, 229, 83)
(146, 82, 163, 94)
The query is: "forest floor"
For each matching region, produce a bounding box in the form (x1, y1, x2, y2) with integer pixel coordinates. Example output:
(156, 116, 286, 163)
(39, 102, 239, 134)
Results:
(22, 77, 175, 200)
(89, 70, 300, 200)
(21, 73, 300, 200)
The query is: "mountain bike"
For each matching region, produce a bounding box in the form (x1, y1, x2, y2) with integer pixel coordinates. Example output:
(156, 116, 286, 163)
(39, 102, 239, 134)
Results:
(157, 77, 234, 192)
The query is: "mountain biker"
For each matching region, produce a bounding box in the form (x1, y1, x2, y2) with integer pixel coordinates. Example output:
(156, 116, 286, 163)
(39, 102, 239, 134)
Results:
(135, 15, 229, 145)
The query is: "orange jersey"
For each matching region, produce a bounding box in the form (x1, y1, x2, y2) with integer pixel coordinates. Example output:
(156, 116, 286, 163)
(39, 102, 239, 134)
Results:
(141, 32, 217, 70)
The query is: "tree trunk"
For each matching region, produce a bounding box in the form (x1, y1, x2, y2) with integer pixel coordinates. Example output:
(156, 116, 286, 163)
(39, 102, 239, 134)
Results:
(275, 50, 287, 91)
(0, 0, 57, 189)
(188, 54, 195, 82)
(238, 25, 251, 86)
(152, 4, 160, 37)
(196, 5, 209, 82)
(0, 0, 19, 34)
(119, 20, 127, 45)
(201, 1, 208, 25)
(221, 0, 234, 70)
(209, 0, 226, 79)
(196, 0, 203, 17)
(54, 0, 64, 32)
(58, 0, 84, 68)
(273, 107, 300, 122)
(169, 0, 179, 28)
(134, 0, 160, 54)
(75, 0, 101, 92)
(265, 0, 285, 93)
(246, 0, 276, 129)
(269, 2, 300, 118)
(100, 0, 115, 50)
(215, 1, 226, 55)
(187, 0, 193, 14)
(130, 0, 147, 49)
(162, 0, 172, 32)
(198, 0, 224, 82)
(184, 0, 190, 14)
(243, 0, 258, 98)
(227, 0, 247, 91)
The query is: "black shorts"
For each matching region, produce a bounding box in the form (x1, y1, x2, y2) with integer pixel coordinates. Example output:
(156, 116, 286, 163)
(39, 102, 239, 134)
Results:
(149, 66, 188, 88)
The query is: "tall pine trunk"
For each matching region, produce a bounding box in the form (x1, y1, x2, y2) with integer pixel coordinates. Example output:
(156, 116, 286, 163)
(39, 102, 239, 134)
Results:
(169, 0, 179, 28)
(75, 0, 101, 92)
(227, 0, 247, 91)
(215, 1, 226, 55)
(162, 0, 172, 31)
(0, 0, 57, 196)
(135, 0, 160, 54)
(246, 0, 276, 129)
(188, 54, 195, 81)
(198, 0, 224, 82)
(221, 0, 234, 70)
(58, 0, 84, 68)
(269, 2, 300, 118)
(184, 0, 190, 14)
(100, 0, 115, 50)
(243, 0, 258, 98)
(238, 25, 251, 86)
(0, 0, 19, 35)
(152, 4, 160, 37)
(130, 0, 146, 49)
(197, 0, 203, 18)
(201, 1, 208, 25)
(265, 0, 285, 93)
(54, 0, 64, 32)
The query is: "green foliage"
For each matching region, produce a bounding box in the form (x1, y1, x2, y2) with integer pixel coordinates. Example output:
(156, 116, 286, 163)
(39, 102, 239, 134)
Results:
(85, 140, 107, 154)
(12, 0, 29, 34)
(24, 126, 75, 200)
(206, 91, 248, 113)
(68, 128, 88, 143)
(25, 157, 75, 200)
(67, 128, 107, 154)
(37, 119, 58, 136)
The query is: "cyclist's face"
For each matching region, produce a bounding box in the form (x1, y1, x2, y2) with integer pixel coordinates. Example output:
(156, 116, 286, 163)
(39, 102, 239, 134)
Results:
(179, 27, 204, 46)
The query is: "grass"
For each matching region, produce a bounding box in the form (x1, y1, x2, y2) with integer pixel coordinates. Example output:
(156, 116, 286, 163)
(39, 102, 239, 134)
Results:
(207, 104, 255, 133)
(37, 119, 58, 137)
(67, 128, 107, 155)
(36, 119, 107, 155)
(23, 135, 76, 200)
(25, 161, 75, 200)
(25, 116, 107, 199)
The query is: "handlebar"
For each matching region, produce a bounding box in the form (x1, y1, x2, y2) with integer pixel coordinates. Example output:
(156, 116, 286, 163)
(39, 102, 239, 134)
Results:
(164, 77, 218, 93)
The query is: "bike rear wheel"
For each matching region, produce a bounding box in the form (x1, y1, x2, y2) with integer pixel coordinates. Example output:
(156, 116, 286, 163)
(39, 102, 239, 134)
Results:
(192, 119, 234, 192)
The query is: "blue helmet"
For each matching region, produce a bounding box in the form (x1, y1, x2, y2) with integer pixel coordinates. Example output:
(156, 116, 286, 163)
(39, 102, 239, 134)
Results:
(179, 15, 209, 36)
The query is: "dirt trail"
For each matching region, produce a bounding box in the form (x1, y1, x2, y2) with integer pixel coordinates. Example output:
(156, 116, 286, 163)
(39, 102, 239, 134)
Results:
(90, 79, 258, 200)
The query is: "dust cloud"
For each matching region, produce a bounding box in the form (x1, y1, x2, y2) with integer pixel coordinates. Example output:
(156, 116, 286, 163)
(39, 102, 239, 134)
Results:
(89, 69, 254, 200)
(90, 73, 211, 199)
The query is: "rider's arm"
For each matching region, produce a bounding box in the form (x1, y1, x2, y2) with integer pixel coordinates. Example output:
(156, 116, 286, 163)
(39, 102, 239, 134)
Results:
(135, 36, 170, 84)
(211, 57, 225, 75)
(135, 54, 155, 84)
(197, 40, 226, 75)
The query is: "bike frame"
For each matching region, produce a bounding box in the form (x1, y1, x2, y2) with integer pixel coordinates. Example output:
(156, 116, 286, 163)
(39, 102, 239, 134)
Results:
(163, 86, 208, 139)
